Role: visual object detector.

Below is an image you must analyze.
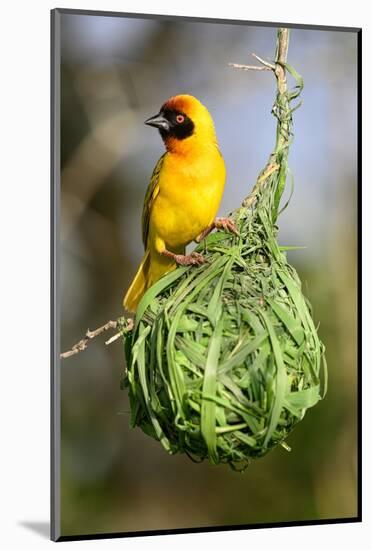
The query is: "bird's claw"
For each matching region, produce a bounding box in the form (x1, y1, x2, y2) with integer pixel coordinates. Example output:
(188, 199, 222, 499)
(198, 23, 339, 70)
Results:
(214, 217, 239, 236)
(174, 251, 206, 266)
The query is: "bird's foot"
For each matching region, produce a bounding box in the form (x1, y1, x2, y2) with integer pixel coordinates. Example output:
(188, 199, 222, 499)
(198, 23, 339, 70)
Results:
(195, 217, 239, 243)
(214, 217, 239, 236)
(173, 251, 206, 266)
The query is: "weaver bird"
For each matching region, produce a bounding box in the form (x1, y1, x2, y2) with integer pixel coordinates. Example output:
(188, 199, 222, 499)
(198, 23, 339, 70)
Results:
(123, 94, 237, 312)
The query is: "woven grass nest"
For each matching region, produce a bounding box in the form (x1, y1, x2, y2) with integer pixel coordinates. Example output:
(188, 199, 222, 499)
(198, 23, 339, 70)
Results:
(121, 30, 327, 469)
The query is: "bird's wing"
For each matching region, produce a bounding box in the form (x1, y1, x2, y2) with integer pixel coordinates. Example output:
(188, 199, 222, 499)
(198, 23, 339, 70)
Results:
(141, 153, 166, 248)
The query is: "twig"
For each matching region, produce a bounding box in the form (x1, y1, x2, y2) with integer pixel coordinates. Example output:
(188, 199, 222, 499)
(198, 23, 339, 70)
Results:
(273, 28, 290, 150)
(251, 53, 275, 70)
(60, 317, 133, 359)
(237, 28, 290, 209)
(105, 332, 124, 346)
(228, 62, 270, 71)
(229, 52, 275, 73)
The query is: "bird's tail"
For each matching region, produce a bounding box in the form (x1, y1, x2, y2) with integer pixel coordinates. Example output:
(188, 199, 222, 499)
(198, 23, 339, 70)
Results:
(123, 249, 180, 313)
(123, 250, 152, 312)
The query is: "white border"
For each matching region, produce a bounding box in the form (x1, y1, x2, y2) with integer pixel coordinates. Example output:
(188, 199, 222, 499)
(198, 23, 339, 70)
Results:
(1, 1, 368, 548)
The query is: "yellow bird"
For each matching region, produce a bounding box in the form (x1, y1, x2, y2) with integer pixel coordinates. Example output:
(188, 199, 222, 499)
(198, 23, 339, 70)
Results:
(123, 94, 236, 312)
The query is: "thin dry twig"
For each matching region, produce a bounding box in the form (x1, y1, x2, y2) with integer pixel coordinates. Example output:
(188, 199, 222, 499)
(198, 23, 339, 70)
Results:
(60, 318, 133, 359)
(229, 52, 275, 72)
(228, 62, 270, 71)
(251, 53, 275, 70)
(238, 28, 290, 208)
(105, 332, 124, 346)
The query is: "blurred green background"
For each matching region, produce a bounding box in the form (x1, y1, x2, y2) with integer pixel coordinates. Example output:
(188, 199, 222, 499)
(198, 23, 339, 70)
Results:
(59, 13, 358, 537)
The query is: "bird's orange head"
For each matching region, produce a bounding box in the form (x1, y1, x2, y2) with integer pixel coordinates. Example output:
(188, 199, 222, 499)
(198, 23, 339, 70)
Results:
(144, 94, 218, 154)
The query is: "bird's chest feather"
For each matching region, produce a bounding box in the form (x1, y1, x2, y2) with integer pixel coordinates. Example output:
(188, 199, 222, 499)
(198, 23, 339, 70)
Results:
(151, 151, 226, 247)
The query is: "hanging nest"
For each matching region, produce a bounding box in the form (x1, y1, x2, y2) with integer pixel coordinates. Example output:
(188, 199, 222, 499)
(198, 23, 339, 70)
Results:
(121, 29, 327, 469)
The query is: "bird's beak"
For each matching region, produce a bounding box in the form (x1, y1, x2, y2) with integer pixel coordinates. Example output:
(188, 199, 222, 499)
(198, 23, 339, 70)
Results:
(144, 113, 170, 131)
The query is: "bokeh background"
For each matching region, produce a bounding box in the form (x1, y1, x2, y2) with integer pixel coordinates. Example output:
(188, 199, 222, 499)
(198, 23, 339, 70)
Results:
(59, 13, 358, 537)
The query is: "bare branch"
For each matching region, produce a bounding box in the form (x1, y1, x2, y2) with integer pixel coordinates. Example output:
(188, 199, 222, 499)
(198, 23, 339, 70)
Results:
(228, 62, 270, 71)
(60, 317, 133, 359)
(105, 333, 121, 345)
(238, 28, 291, 208)
(229, 52, 275, 73)
(251, 53, 275, 70)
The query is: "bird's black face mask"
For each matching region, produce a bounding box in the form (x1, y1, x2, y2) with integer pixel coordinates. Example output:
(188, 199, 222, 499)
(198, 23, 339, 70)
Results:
(145, 108, 195, 140)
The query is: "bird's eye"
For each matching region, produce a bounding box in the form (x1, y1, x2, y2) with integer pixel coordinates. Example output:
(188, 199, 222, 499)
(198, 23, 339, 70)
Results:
(176, 114, 185, 124)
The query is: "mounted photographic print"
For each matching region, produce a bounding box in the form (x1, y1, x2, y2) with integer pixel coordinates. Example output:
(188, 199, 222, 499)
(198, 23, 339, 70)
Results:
(51, 8, 361, 542)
